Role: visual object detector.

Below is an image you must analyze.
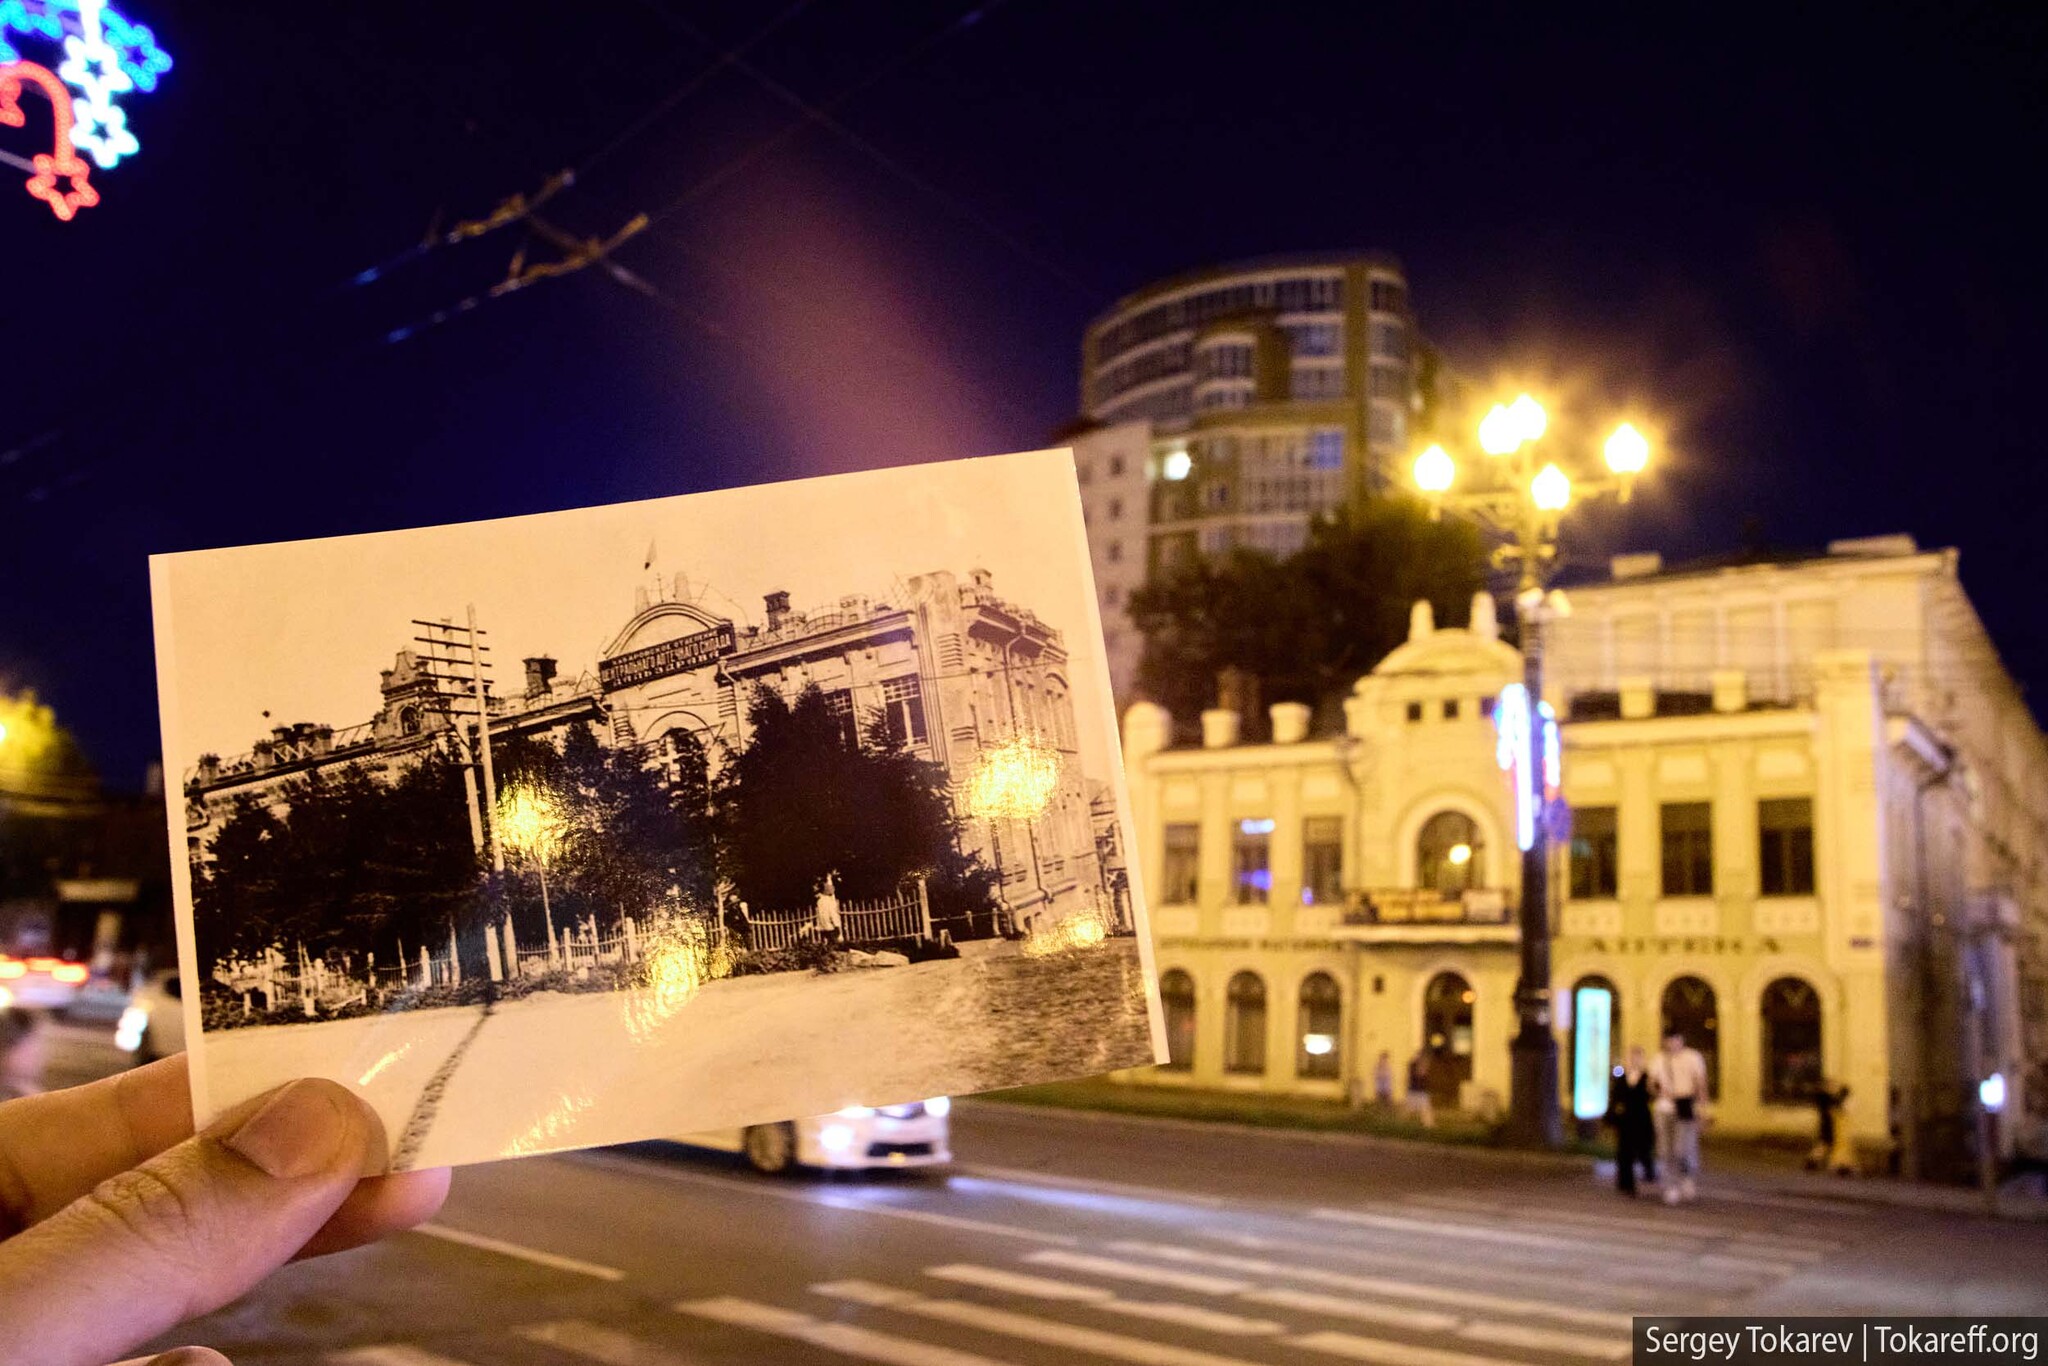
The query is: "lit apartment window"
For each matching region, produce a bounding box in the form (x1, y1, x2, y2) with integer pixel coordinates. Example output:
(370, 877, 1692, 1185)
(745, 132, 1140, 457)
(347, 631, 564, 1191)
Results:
(1570, 806, 1619, 898)
(1660, 802, 1714, 896)
(1233, 818, 1273, 904)
(1307, 428, 1344, 470)
(1289, 322, 1341, 356)
(1301, 815, 1343, 905)
(881, 676, 927, 746)
(1162, 823, 1200, 903)
(1758, 798, 1815, 896)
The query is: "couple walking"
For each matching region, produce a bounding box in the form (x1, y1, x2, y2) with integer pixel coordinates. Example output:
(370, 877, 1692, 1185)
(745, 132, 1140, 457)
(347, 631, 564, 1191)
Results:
(1610, 1030, 1711, 1204)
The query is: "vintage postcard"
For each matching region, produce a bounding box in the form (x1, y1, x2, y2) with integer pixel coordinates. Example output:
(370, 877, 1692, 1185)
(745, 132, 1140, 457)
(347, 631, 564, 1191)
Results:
(150, 450, 1164, 1171)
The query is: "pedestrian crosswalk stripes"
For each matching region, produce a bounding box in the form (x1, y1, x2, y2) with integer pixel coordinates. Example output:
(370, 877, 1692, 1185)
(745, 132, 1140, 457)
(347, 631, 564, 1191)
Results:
(926, 1263, 1286, 1336)
(1021, 1249, 1252, 1295)
(1389, 1193, 1847, 1251)
(679, 1297, 1020, 1366)
(1308, 1206, 1817, 1277)
(1284, 1329, 1538, 1366)
(327, 1347, 479, 1366)
(512, 1319, 701, 1366)
(1102, 1239, 1639, 1331)
(812, 1279, 1278, 1366)
(1237, 1286, 1459, 1333)
(1457, 1319, 1633, 1361)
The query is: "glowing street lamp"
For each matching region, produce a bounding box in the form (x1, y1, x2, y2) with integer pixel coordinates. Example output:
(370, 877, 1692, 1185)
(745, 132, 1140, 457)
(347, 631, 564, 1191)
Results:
(498, 784, 565, 962)
(1408, 393, 1655, 1148)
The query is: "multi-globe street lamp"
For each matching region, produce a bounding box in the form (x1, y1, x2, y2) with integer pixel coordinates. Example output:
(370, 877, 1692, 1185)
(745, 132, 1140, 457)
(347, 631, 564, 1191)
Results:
(1413, 395, 1651, 1147)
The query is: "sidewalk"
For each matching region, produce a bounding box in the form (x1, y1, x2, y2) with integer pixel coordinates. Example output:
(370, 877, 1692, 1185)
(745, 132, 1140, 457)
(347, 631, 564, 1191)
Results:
(978, 1077, 2048, 1221)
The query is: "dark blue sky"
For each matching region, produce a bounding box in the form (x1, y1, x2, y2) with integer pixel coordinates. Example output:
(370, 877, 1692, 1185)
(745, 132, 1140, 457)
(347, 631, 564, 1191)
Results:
(5, 1, 2046, 786)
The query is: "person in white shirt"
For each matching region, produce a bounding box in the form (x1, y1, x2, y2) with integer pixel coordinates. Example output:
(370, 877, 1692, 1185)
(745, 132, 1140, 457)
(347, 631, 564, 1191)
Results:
(1649, 1028, 1711, 1204)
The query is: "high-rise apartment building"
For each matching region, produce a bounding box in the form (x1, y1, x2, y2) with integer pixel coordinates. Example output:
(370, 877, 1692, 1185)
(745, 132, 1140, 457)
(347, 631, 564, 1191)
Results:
(1070, 254, 1421, 698)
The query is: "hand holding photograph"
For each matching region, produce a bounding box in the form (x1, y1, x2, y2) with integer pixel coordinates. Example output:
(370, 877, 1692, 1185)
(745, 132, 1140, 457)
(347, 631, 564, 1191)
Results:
(150, 450, 1164, 1171)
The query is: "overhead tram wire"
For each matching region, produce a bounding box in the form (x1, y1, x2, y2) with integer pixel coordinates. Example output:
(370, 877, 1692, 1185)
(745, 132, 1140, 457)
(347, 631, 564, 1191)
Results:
(341, 0, 818, 295)
(625, 0, 1094, 300)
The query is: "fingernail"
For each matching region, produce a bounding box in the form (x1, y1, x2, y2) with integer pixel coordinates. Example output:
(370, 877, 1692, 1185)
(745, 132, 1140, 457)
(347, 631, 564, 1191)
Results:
(224, 1079, 352, 1179)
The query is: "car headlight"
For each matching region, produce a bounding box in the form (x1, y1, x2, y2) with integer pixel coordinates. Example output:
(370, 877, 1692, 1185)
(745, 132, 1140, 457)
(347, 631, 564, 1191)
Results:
(115, 1005, 149, 1052)
(925, 1096, 951, 1118)
(819, 1124, 856, 1152)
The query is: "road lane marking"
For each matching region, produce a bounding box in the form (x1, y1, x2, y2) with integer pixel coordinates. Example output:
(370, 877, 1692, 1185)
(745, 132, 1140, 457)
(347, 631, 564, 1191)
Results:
(410, 1223, 626, 1281)
(1238, 1287, 1458, 1333)
(925, 1264, 1282, 1336)
(928, 1264, 1114, 1301)
(680, 1297, 1016, 1366)
(566, 1152, 1078, 1245)
(1020, 1249, 1250, 1295)
(951, 1164, 1229, 1208)
(812, 1280, 1273, 1366)
(513, 1320, 699, 1366)
(1105, 1240, 1636, 1331)
(1394, 1194, 1843, 1251)
(327, 1348, 479, 1366)
(1311, 1208, 1592, 1251)
(1288, 1329, 1538, 1366)
(1459, 1320, 1632, 1360)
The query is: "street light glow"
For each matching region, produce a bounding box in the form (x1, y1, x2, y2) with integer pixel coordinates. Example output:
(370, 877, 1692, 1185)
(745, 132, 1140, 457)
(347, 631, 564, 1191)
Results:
(1413, 443, 1455, 493)
(1531, 462, 1572, 512)
(496, 784, 565, 866)
(1477, 404, 1522, 456)
(1161, 449, 1192, 481)
(1509, 393, 1547, 443)
(1448, 842, 1472, 866)
(1605, 422, 1650, 475)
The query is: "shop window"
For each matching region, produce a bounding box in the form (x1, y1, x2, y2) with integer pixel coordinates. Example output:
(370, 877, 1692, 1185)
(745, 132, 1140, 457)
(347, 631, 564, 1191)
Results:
(1224, 971, 1267, 1074)
(1759, 798, 1814, 896)
(1660, 802, 1713, 896)
(1233, 818, 1272, 904)
(1660, 974, 1721, 1099)
(1162, 823, 1200, 904)
(1161, 969, 1196, 1070)
(1301, 815, 1343, 905)
(1570, 976, 1620, 1120)
(1761, 976, 1822, 1103)
(1297, 972, 1342, 1079)
(1416, 810, 1482, 895)
(1569, 806, 1619, 898)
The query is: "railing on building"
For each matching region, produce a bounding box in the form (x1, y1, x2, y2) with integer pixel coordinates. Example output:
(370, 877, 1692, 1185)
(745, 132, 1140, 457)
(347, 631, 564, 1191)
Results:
(1342, 887, 1511, 926)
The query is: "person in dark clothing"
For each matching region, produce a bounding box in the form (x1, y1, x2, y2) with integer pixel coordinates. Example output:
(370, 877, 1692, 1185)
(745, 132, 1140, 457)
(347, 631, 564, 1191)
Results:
(1608, 1044, 1658, 1196)
(1807, 1076, 1855, 1175)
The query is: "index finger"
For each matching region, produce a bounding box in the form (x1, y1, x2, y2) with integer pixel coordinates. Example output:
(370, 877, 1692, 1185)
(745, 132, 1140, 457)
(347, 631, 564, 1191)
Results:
(0, 1056, 192, 1232)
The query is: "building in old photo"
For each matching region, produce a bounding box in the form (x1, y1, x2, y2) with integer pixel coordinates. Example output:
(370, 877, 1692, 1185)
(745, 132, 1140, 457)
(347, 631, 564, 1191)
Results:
(183, 568, 1108, 932)
(1118, 537, 2047, 1175)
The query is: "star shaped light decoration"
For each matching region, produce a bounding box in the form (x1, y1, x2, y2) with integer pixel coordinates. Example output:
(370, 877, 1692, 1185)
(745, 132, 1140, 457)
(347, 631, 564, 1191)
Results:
(25, 145, 96, 219)
(68, 89, 134, 166)
(55, 28, 128, 104)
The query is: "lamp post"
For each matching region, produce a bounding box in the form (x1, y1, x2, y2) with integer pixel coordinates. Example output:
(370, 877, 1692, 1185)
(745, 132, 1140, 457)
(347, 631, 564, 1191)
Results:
(1414, 396, 1651, 1147)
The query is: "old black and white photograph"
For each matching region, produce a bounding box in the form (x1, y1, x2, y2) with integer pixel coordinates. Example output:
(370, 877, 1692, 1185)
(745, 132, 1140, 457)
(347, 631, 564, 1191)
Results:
(150, 450, 1163, 1170)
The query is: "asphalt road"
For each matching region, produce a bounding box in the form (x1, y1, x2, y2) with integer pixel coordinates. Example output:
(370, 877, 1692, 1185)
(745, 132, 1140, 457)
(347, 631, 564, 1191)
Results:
(36, 1027, 2048, 1366)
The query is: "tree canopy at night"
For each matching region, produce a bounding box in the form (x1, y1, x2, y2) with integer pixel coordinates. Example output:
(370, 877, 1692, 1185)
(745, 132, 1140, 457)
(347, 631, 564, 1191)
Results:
(714, 684, 997, 929)
(1128, 495, 1489, 729)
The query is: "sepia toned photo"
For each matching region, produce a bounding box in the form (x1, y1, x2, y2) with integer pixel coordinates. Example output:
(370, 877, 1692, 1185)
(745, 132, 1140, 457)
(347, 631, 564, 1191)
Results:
(149, 450, 1164, 1171)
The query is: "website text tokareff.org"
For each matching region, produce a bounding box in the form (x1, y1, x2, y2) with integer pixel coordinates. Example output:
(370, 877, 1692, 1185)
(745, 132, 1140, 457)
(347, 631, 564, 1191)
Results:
(1637, 1317, 2044, 1364)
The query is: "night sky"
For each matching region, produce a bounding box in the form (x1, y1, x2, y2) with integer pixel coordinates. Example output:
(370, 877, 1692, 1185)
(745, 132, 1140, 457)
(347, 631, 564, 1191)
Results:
(5, 2, 2045, 787)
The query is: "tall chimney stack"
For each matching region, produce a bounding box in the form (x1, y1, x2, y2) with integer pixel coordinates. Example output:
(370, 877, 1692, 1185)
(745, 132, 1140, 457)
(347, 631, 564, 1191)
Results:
(764, 590, 791, 631)
(523, 656, 558, 701)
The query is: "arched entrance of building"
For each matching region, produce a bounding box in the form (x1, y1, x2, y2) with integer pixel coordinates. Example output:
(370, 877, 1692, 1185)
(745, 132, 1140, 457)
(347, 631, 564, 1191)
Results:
(1660, 974, 1721, 1099)
(1422, 970, 1475, 1109)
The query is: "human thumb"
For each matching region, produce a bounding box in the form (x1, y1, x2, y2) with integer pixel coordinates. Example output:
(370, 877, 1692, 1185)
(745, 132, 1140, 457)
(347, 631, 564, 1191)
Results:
(0, 1078, 375, 1366)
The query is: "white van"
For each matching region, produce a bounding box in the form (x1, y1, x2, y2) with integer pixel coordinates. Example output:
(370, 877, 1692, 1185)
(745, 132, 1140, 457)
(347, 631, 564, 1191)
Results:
(681, 1098, 952, 1174)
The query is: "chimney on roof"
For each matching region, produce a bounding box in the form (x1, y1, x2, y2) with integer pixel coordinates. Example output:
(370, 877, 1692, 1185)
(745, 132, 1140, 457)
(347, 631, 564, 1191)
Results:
(1611, 553, 1663, 580)
(764, 590, 791, 631)
(1471, 592, 1499, 642)
(1408, 600, 1435, 642)
(523, 656, 558, 701)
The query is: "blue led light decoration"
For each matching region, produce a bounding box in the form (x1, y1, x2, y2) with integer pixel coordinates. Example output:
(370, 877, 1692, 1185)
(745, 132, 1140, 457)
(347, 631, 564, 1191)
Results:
(1492, 684, 1560, 853)
(1, 0, 167, 216)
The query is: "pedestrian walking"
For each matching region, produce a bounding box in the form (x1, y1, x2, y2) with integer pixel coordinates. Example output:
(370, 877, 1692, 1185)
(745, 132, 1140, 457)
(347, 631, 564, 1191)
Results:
(1649, 1029, 1710, 1204)
(1404, 1047, 1436, 1128)
(1607, 1044, 1657, 1196)
(1806, 1076, 1857, 1176)
(1373, 1049, 1395, 1111)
